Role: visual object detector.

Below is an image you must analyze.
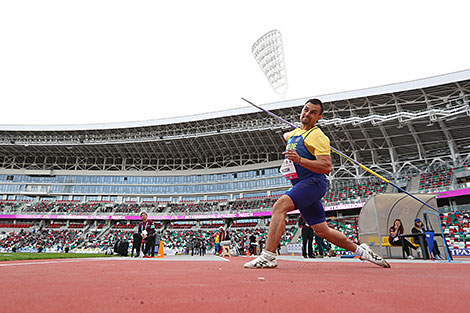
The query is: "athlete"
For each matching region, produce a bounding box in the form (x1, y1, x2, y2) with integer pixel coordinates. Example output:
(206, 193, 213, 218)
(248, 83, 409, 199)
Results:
(244, 98, 390, 269)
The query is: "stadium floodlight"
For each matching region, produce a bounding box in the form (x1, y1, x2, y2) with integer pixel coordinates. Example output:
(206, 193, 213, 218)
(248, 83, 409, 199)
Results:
(252, 30, 288, 99)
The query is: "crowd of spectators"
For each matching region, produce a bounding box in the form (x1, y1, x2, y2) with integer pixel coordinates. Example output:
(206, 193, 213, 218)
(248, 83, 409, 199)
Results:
(0, 228, 84, 251)
(113, 203, 142, 214)
(442, 210, 470, 249)
(228, 198, 277, 212)
(0, 201, 25, 213)
(323, 180, 387, 206)
(1, 180, 389, 217)
(162, 229, 216, 252)
(2, 194, 468, 255)
(81, 230, 133, 250)
(22, 202, 57, 213)
(419, 168, 454, 192)
(55, 202, 101, 214)
(167, 201, 225, 214)
(96, 205, 114, 213)
(297, 218, 358, 255)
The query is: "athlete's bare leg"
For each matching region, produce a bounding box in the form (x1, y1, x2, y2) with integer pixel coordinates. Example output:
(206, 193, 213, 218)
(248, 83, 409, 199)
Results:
(265, 195, 295, 252)
(313, 222, 390, 268)
(244, 195, 294, 268)
(312, 222, 357, 252)
(245, 196, 390, 269)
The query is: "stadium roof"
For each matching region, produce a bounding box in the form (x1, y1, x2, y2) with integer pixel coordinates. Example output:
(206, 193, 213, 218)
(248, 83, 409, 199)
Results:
(1, 70, 469, 132)
(0, 70, 469, 177)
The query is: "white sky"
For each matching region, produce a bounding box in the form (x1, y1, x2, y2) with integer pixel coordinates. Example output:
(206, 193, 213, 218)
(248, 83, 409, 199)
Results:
(0, 1, 469, 126)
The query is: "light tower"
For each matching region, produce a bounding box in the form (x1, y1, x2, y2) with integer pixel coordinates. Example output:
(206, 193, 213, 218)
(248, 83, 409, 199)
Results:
(252, 29, 288, 99)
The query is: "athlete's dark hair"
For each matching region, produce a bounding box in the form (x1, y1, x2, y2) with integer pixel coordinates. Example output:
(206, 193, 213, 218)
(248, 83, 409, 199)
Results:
(305, 98, 323, 115)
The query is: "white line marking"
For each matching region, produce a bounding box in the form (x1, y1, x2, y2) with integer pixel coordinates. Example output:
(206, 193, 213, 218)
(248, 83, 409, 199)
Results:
(0, 258, 108, 267)
(0, 255, 230, 266)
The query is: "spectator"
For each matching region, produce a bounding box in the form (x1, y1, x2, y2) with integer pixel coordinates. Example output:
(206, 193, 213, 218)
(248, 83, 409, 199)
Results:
(199, 238, 206, 256)
(411, 218, 444, 260)
(214, 230, 220, 254)
(249, 233, 257, 255)
(217, 227, 226, 255)
(389, 219, 417, 259)
(298, 216, 314, 258)
(132, 212, 156, 258)
(258, 235, 266, 255)
(191, 237, 199, 256)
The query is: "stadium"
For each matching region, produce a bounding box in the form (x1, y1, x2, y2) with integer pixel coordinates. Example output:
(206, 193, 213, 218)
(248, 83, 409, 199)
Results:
(1, 70, 470, 312)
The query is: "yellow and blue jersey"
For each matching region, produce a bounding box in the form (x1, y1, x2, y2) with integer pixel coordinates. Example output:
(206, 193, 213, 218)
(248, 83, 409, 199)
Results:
(285, 126, 330, 185)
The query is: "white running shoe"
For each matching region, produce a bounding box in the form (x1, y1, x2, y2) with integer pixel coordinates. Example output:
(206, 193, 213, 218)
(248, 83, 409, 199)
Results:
(359, 243, 391, 268)
(244, 255, 278, 269)
(407, 255, 415, 260)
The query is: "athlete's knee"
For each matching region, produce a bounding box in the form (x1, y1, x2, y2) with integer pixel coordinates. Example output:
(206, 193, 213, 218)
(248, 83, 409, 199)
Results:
(315, 229, 329, 239)
(313, 224, 329, 239)
(272, 196, 294, 215)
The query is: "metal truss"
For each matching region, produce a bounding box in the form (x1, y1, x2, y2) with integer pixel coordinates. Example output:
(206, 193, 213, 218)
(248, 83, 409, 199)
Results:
(0, 79, 469, 176)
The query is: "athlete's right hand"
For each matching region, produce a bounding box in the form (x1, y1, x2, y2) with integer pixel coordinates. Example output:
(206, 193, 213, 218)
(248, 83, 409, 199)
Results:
(283, 149, 301, 163)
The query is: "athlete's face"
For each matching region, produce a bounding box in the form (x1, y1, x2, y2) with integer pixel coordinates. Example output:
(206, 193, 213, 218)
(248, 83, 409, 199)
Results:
(300, 103, 322, 128)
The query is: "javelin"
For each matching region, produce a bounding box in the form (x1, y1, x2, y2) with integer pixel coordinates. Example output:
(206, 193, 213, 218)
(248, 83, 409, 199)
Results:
(241, 97, 439, 213)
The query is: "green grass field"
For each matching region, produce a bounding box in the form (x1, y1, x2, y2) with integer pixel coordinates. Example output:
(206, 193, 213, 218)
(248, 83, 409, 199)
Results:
(0, 252, 119, 262)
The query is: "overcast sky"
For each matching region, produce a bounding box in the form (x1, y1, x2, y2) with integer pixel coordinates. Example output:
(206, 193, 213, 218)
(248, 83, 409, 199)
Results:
(0, 1, 469, 126)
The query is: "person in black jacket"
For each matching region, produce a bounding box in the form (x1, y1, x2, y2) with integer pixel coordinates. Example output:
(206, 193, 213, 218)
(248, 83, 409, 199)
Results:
(412, 218, 444, 260)
(298, 216, 315, 258)
(249, 233, 257, 256)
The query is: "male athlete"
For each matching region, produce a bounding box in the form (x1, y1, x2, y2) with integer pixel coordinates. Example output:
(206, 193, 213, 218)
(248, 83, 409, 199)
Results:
(244, 98, 390, 269)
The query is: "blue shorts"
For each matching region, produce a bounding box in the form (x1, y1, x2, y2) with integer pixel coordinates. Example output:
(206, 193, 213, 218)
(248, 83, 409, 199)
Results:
(285, 176, 328, 226)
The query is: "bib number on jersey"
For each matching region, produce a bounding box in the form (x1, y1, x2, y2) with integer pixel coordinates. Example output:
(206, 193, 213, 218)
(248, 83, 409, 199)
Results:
(280, 158, 298, 180)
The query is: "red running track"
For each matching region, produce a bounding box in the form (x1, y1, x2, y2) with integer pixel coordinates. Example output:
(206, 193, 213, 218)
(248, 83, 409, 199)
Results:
(0, 256, 469, 313)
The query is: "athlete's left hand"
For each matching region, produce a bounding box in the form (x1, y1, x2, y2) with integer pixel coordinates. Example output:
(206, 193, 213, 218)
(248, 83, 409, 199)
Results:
(283, 149, 301, 164)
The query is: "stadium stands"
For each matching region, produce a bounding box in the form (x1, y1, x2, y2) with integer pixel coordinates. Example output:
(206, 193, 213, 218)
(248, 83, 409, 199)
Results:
(441, 211, 470, 250)
(0, 222, 34, 228)
(323, 180, 387, 206)
(2, 200, 469, 255)
(418, 168, 454, 192)
(0, 229, 84, 250)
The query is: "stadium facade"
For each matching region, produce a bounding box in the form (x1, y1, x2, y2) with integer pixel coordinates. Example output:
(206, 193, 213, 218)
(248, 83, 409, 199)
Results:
(0, 70, 469, 201)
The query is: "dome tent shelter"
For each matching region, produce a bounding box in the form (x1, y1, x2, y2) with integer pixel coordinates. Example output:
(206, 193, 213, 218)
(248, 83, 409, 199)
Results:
(358, 193, 450, 260)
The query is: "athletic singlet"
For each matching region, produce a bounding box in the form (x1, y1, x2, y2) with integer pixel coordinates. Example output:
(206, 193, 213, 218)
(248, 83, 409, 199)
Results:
(285, 126, 329, 185)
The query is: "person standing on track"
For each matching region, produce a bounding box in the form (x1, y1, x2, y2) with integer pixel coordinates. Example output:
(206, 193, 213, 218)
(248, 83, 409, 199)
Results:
(133, 212, 156, 258)
(244, 98, 390, 269)
(215, 226, 225, 255)
(298, 216, 315, 258)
